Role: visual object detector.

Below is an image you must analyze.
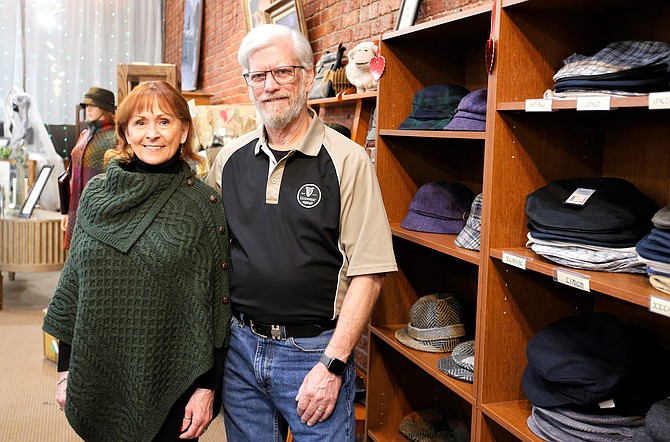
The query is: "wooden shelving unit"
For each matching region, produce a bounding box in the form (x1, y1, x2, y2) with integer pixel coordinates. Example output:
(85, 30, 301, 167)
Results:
(367, 0, 670, 440)
(308, 91, 377, 146)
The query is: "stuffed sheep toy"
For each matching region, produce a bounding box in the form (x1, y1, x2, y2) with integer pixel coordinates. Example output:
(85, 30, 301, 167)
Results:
(345, 41, 379, 93)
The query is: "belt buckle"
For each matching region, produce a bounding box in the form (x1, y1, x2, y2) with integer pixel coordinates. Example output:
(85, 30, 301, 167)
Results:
(249, 320, 269, 339)
(270, 325, 281, 340)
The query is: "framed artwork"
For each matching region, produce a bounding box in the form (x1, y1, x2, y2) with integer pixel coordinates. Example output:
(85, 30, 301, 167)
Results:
(181, 0, 203, 91)
(264, 0, 308, 36)
(19, 164, 53, 218)
(243, 0, 272, 31)
(395, 0, 421, 30)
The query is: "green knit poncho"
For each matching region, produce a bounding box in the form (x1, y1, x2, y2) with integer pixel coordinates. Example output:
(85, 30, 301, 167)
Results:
(43, 160, 231, 442)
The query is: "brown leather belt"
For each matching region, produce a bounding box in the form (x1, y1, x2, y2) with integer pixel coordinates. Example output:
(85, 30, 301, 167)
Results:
(235, 313, 336, 340)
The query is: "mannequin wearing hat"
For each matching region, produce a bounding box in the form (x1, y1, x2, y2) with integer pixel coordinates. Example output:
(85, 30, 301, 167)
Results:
(61, 86, 117, 249)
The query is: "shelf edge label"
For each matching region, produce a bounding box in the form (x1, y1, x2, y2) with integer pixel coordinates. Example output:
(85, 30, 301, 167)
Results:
(502, 251, 528, 270)
(553, 268, 590, 291)
(525, 99, 553, 112)
(649, 92, 670, 110)
(649, 295, 670, 318)
(576, 96, 610, 111)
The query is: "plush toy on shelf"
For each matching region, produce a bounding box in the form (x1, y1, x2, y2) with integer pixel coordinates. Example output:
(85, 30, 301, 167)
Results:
(345, 41, 380, 93)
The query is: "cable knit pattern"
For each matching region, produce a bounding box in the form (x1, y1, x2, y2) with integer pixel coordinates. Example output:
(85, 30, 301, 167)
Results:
(43, 160, 231, 442)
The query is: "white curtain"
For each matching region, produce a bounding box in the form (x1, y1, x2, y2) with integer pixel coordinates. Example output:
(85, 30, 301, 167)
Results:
(0, 0, 163, 126)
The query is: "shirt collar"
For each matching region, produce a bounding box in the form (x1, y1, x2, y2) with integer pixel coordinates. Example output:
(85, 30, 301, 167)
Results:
(254, 107, 325, 158)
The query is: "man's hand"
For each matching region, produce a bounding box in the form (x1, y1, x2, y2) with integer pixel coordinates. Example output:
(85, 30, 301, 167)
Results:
(295, 362, 341, 426)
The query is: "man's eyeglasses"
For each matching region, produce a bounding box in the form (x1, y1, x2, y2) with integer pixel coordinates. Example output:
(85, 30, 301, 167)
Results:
(243, 66, 305, 88)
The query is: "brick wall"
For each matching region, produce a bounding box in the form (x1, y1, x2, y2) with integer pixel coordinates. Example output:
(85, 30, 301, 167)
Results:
(164, 0, 486, 104)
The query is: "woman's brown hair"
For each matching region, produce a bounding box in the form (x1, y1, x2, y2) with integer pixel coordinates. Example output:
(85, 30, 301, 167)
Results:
(112, 81, 203, 167)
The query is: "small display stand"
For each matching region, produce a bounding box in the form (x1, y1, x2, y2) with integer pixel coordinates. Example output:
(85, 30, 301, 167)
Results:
(0, 208, 66, 309)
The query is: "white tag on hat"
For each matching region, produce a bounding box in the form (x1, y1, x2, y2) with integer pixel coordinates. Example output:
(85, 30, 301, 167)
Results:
(598, 399, 616, 409)
(564, 188, 596, 206)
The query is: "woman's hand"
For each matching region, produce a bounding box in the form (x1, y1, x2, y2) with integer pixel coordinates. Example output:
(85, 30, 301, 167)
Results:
(60, 215, 68, 232)
(179, 388, 214, 439)
(56, 371, 69, 411)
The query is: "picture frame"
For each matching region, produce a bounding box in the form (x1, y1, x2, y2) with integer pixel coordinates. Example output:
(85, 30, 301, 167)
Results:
(243, 0, 272, 32)
(19, 164, 53, 218)
(395, 0, 421, 30)
(264, 0, 308, 36)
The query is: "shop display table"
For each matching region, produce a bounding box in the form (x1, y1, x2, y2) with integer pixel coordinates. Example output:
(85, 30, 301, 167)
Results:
(0, 209, 66, 309)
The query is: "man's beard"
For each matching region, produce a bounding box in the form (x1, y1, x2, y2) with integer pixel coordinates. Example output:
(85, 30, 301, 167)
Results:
(253, 81, 307, 129)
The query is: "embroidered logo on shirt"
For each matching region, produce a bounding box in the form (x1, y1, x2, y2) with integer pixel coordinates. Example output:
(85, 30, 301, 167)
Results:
(297, 184, 322, 208)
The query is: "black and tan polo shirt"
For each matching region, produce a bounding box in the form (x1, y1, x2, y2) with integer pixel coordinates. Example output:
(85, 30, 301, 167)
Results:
(206, 110, 397, 324)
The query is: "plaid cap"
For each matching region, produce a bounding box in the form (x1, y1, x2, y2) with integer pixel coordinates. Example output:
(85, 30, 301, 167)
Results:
(455, 193, 482, 251)
(399, 84, 470, 130)
(554, 40, 670, 81)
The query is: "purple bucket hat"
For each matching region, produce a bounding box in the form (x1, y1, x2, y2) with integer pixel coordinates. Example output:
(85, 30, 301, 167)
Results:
(445, 88, 487, 132)
(401, 182, 475, 234)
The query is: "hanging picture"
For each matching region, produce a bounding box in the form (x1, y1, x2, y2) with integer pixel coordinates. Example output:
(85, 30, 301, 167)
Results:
(264, 0, 308, 36)
(181, 0, 203, 91)
(396, 0, 421, 30)
(243, 0, 273, 31)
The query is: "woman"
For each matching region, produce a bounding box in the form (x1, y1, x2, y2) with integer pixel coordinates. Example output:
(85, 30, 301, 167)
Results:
(43, 81, 231, 441)
(62, 86, 117, 249)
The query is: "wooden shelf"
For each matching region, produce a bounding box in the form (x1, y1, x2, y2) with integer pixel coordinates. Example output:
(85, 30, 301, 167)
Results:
(497, 96, 657, 111)
(380, 129, 486, 140)
(308, 92, 376, 146)
(307, 91, 376, 107)
(370, 325, 475, 403)
(391, 223, 480, 265)
(490, 247, 655, 308)
(480, 401, 542, 442)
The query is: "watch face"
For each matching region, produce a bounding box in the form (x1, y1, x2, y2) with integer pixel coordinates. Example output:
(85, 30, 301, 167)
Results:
(329, 357, 346, 375)
(321, 354, 347, 375)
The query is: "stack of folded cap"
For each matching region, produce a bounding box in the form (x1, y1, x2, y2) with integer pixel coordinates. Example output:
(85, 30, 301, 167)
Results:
(444, 88, 487, 131)
(528, 406, 645, 441)
(399, 407, 471, 442)
(549, 40, 670, 98)
(437, 340, 475, 383)
(525, 177, 657, 273)
(636, 205, 670, 295)
(454, 193, 482, 251)
(401, 182, 475, 234)
(522, 312, 670, 418)
(399, 84, 470, 130)
(395, 294, 466, 353)
(633, 398, 670, 441)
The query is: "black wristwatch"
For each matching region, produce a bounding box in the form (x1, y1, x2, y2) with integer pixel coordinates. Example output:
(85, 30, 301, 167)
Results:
(320, 354, 347, 376)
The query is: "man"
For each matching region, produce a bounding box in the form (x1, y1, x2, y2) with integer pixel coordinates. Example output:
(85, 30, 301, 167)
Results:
(207, 24, 396, 441)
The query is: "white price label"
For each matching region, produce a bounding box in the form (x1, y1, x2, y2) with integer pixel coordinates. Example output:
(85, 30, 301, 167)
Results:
(554, 268, 590, 292)
(502, 251, 527, 270)
(525, 99, 553, 112)
(649, 295, 670, 318)
(649, 92, 670, 110)
(576, 96, 610, 111)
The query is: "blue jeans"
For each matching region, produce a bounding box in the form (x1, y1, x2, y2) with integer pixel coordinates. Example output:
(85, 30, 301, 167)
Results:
(222, 316, 356, 441)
